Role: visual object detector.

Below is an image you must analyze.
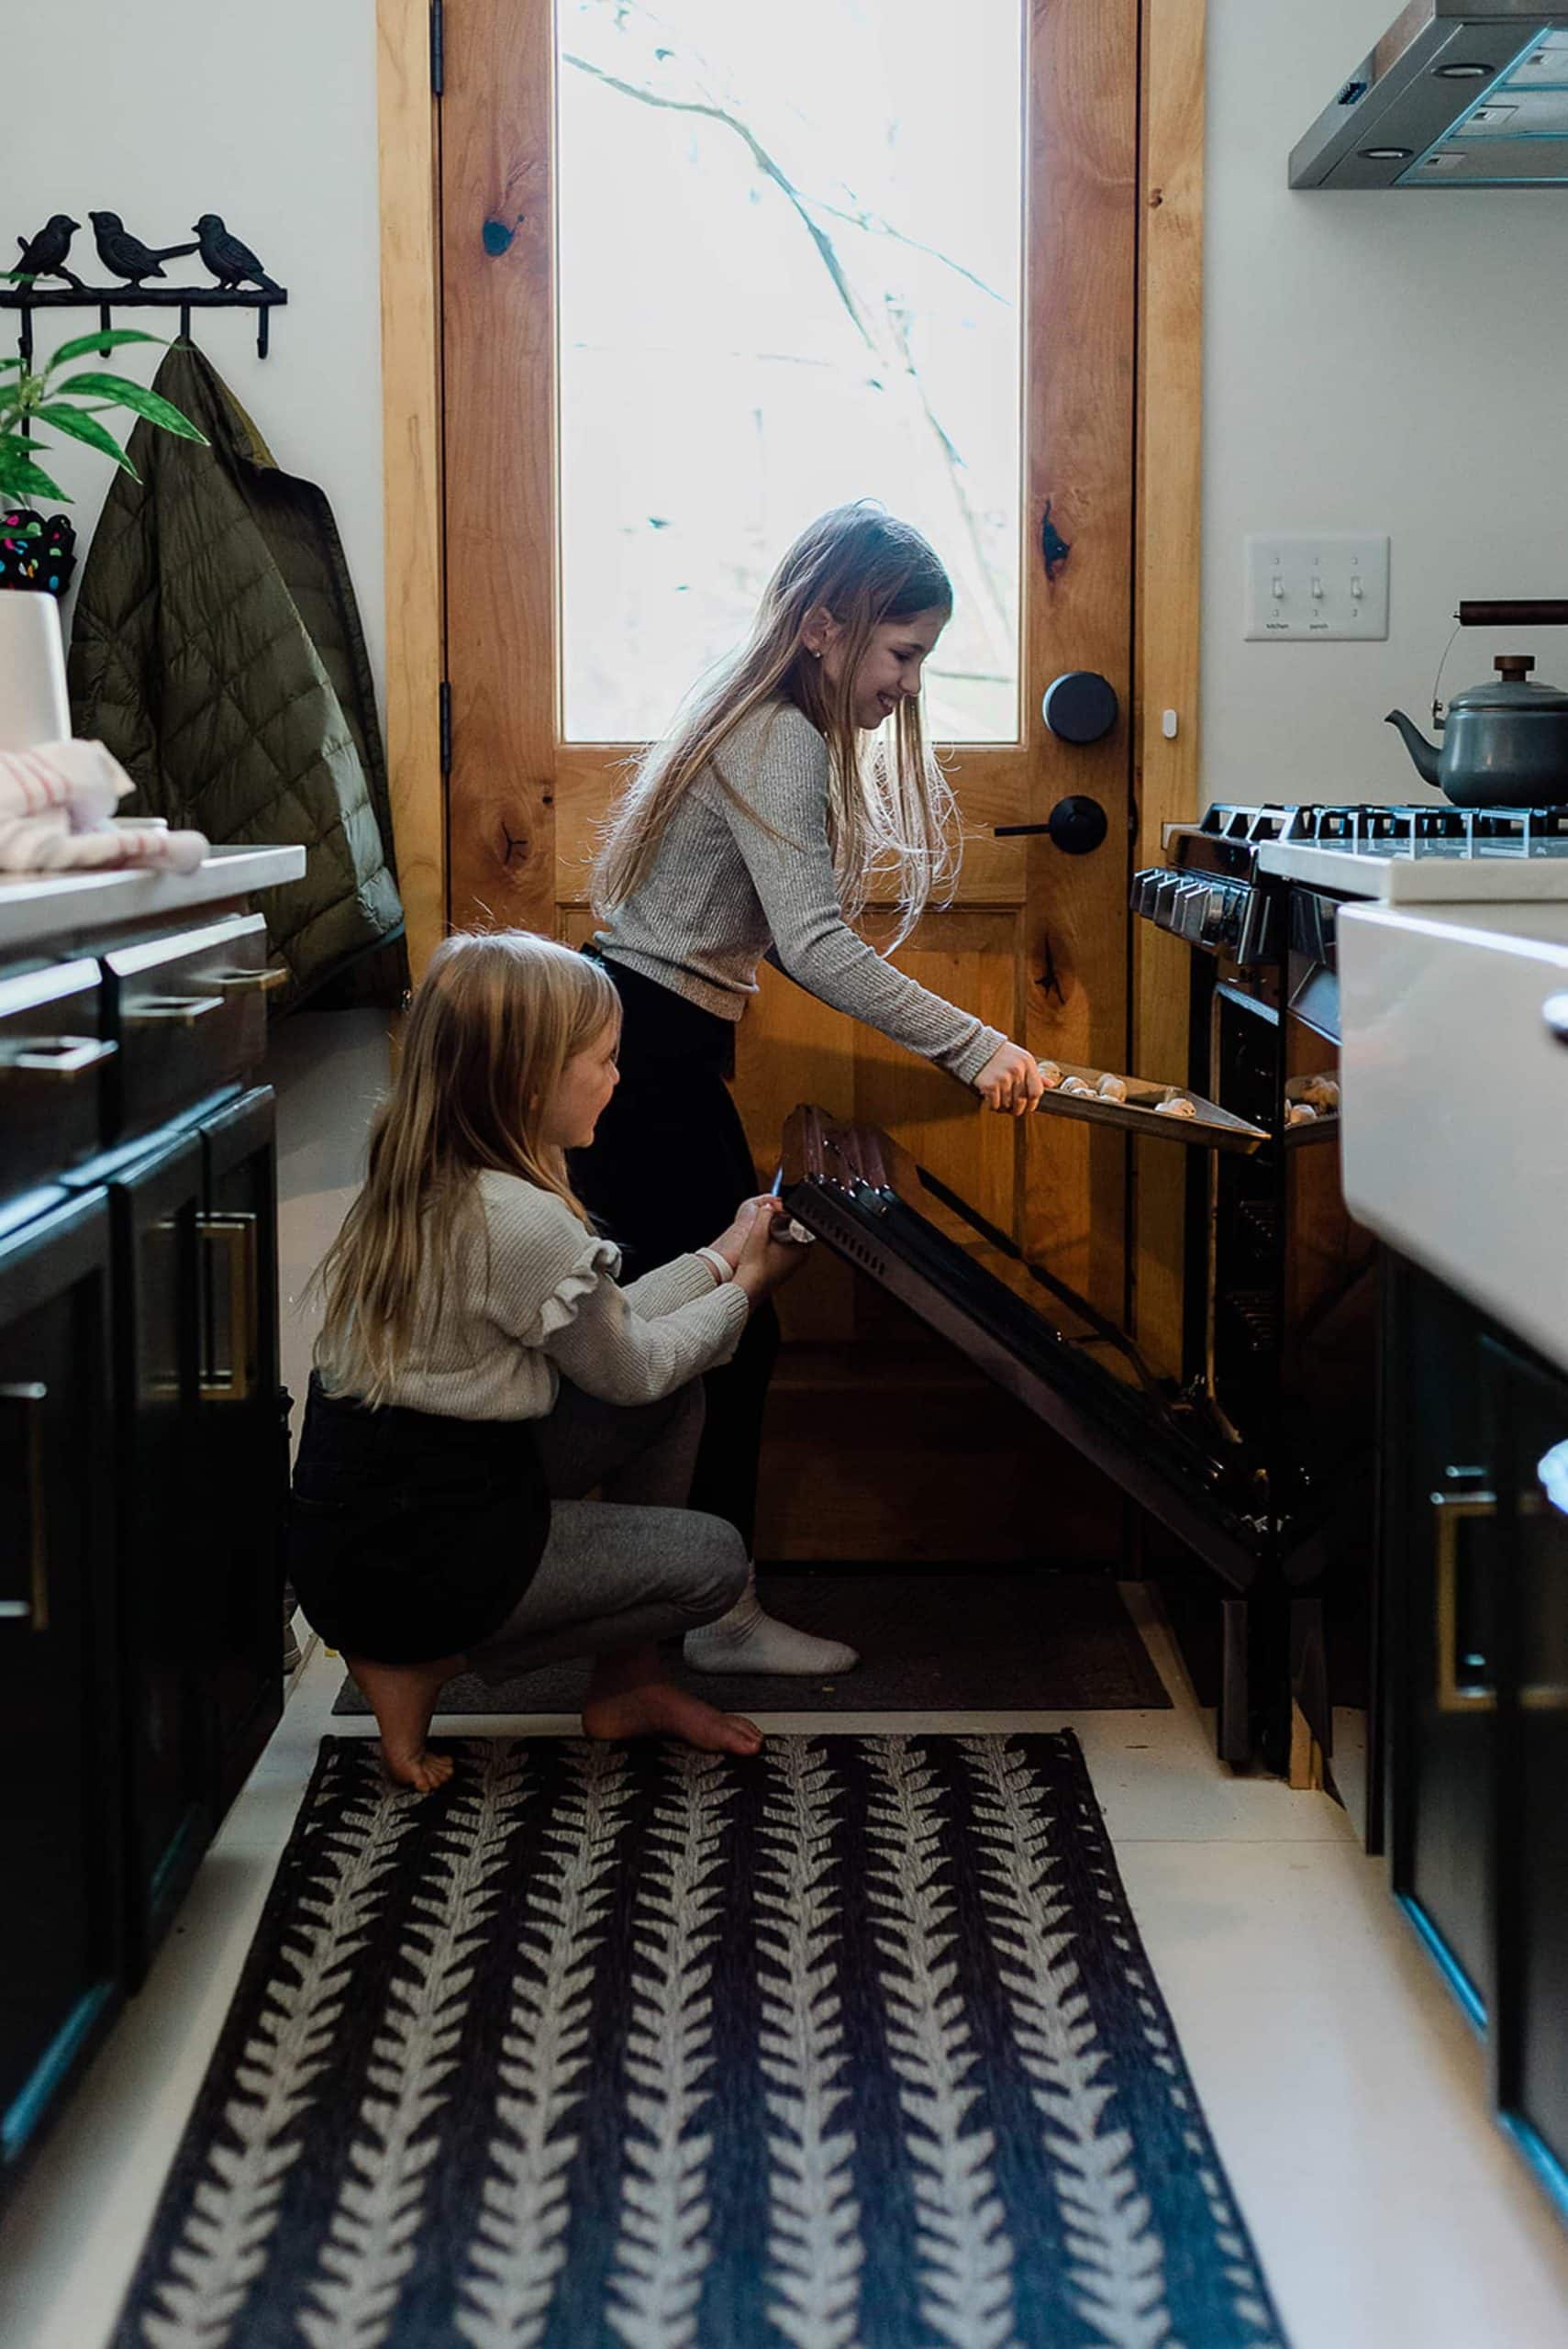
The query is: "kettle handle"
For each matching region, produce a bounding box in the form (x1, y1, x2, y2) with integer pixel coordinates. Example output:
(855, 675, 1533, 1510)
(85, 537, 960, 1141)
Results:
(1459, 600, 1568, 629)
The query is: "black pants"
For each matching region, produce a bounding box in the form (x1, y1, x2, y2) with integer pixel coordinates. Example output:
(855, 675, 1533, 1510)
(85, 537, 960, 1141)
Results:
(572, 953, 780, 1553)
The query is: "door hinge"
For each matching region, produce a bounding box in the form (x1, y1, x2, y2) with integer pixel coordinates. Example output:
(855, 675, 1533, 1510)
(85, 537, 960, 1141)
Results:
(439, 681, 452, 775)
(429, 0, 445, 96)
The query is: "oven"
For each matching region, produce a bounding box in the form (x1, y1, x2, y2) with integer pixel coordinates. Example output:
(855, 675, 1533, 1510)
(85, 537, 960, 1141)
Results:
(778, 804, 1388, 1823)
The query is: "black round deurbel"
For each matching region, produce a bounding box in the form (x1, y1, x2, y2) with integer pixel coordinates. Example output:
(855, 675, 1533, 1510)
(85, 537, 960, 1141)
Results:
(1046, 796, 1109, 856)
(1042, 670, 1119, 745)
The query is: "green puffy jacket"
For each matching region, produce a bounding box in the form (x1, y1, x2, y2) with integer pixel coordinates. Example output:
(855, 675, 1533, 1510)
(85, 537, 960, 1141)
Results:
(69, 343, 405, 1008)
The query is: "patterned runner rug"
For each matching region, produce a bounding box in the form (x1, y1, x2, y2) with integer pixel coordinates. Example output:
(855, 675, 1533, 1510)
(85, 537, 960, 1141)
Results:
(112, 1734, 1287, 2349)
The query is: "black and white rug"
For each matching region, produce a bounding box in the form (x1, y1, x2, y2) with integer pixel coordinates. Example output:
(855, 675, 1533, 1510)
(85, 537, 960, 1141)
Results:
(113, 1734, 1287, 2348)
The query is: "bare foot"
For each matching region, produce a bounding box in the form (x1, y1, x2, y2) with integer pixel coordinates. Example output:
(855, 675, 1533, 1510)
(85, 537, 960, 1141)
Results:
(381, 1742, 455, 1793)
(582, 1678, 763, 1756)
(346, 1651, 464, 1796)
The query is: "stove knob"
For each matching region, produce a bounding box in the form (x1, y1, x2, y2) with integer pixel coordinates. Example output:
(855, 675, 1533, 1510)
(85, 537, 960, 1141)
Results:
(1175, 879, 1213, 941)
(1201, 883, 1243, 952)
(1153, 873, 1184, 930)
(1130, 867, 1164, 920)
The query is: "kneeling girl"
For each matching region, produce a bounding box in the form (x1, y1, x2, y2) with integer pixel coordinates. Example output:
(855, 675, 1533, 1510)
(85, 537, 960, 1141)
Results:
(288, 930, 801, 1787)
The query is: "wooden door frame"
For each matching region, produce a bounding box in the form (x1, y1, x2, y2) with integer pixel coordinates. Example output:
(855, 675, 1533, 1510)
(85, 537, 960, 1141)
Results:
(377, 0, 1204, 1360)
(377, 0, 1204, 971)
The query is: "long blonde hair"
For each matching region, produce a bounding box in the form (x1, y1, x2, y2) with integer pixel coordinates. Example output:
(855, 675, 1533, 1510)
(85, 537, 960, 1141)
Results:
(315, 930, 617, 1405)
(594, 501, 962, 946)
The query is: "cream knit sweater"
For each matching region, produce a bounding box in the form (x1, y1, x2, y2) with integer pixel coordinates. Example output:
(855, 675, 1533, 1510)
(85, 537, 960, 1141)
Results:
(325, 1171, 750, 1421)
(595, 697, 1006, 1085)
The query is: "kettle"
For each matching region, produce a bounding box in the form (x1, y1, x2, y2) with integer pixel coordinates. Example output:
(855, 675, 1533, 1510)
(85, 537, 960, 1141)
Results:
(1386, 654, 1568, 809)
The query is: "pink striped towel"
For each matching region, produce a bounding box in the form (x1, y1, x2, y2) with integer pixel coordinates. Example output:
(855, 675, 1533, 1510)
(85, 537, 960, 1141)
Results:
(0, 740, 209, 874)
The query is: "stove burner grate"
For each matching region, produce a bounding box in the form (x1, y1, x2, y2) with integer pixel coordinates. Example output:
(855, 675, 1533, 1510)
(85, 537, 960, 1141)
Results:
(1197, 802, 1568, 857)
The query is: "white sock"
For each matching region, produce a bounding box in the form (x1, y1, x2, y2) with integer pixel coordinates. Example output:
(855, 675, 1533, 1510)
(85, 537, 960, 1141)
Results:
(683, 1567, 859, 1677)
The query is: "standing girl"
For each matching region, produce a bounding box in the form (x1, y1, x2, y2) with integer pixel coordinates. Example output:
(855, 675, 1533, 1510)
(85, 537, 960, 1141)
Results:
(289, 930, 804, 1788)
(579, 501, 1045, 1677)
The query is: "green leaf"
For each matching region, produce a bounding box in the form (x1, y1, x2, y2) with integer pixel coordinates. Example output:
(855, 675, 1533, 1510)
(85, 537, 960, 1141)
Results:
(0, 357, 23, 374)
(53, 373, 207, 441)
(44, 328, 168, 369)
(0, 456, 69, 501)
(34, 404, 140, 478)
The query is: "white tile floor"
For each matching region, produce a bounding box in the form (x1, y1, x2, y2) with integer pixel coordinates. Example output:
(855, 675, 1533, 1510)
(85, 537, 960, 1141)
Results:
(4, 1592, 1567, 2349)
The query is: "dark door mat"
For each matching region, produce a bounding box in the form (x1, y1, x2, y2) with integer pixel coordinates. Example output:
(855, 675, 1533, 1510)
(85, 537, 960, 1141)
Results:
(330, 1568, 1171, 1717)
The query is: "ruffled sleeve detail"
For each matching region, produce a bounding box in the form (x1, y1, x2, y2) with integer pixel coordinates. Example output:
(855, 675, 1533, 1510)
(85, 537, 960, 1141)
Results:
(519, 1232, 622, 1346)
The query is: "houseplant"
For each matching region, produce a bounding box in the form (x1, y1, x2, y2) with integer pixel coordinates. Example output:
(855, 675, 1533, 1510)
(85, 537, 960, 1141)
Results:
(1, 326, 206, 513)
(0, 327, 204, 738)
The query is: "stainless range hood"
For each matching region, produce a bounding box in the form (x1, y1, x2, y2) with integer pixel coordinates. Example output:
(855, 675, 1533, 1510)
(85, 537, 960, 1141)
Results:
(1291, 5, 1568, 187)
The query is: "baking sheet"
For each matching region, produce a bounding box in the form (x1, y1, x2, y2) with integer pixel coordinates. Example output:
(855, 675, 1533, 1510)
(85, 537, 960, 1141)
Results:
(1034, 1062, 1269, 1155)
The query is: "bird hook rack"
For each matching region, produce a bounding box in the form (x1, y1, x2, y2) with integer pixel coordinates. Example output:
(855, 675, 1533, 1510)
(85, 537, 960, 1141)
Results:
(3, 209, 288, 364)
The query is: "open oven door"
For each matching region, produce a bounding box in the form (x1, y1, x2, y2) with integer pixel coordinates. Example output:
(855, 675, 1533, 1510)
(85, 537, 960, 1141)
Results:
(779, 1107, 1328, 1762)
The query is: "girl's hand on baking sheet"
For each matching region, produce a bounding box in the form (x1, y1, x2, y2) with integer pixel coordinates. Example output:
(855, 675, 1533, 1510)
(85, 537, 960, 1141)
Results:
(733, 1197, 807, 1303)
(708, 1195, 776, 1273)
(973, 1041, 1047, 1118)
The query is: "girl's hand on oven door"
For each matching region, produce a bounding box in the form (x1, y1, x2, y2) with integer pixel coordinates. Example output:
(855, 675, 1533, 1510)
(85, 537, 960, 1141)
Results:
(973, 1041, 1047, 1118)
(707, 1195, 775, 1273)
(734, 1198, 809, 1303)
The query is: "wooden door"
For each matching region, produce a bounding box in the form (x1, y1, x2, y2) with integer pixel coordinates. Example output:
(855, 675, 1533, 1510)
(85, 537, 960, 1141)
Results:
(439, 1, 1141, 1556)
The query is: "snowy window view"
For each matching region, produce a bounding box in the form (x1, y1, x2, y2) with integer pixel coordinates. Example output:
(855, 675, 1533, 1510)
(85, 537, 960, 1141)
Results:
(556, 0, 1024, 746)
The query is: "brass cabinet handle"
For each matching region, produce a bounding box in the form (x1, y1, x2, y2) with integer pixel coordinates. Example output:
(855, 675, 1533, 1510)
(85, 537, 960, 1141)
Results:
(208, 965, 288, 995)
(200, 1214, 258, 1404)
(123, 994, 223, 1028)
(1432, 1483, 1496, 1714)
(0, 1381, 49, 1632)
(0, 1034, 117, 1080)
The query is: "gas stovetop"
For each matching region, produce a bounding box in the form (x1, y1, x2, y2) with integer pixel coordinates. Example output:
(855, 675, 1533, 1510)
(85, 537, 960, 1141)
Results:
(1197, 802, 1568, 858)
(1162, 802, 1568, 905)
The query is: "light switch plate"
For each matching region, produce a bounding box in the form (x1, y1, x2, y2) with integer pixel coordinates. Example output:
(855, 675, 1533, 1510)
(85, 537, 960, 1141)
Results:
(1244, 532, 1390, 641)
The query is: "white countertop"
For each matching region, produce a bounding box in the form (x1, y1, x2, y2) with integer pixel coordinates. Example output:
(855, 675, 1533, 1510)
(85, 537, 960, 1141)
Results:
(1256, 838, 1568, 903)
(0, 843, 306, 952)
(1340, 899, 1568, 1370)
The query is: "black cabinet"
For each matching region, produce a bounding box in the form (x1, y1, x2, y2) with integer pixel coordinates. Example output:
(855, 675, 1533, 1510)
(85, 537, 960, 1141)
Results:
(106, 1088, 284, 1982)
(1383, 1252, 1568, 2221)
(2, 894, 290, 2197)
(198, 1089, 284, 1819)
(1485, 1339, 1568, 2218)
(0, 1192, 122, 2175)
(1383, 1257, 1497, 2023)
(109, 1132, 208, 1979)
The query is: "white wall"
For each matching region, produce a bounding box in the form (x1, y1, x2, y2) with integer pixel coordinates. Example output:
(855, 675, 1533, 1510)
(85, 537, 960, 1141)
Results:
(2, 1, 391, 1423)
(1204, 2, 1568, 806)
(0, 0, 386, 700)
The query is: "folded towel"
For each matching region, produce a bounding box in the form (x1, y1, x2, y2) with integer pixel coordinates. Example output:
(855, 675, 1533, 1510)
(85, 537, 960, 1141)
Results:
(0, 740, 208, 874)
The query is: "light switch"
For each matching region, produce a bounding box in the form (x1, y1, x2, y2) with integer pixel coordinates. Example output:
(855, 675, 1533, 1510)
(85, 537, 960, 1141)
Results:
(1245, 532, 1390, 640)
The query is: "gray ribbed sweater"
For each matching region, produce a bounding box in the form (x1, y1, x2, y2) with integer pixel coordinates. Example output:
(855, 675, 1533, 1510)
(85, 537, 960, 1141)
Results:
(320, 1171, 750, 1421)
(595, 698, 1006, 1085)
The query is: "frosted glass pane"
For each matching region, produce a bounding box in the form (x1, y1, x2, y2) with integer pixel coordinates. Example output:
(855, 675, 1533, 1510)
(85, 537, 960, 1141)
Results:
(557, 0, 1023, 743)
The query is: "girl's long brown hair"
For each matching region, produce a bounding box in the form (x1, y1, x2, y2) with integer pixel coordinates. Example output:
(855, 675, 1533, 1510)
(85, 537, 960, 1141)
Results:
(315, 931, 617, 1405)
(594, 501, 962, 946)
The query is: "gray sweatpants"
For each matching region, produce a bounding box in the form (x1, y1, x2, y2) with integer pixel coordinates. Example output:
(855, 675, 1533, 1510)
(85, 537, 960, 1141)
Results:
(467, 1377, 748, 1684)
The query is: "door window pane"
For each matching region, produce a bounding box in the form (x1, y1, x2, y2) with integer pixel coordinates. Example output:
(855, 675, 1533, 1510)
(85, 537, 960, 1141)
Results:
(557, 0, 1024, 743)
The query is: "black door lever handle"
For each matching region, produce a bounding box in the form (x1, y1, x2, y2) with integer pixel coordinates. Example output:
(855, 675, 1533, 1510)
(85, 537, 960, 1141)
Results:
(995, 796, 1109, 856)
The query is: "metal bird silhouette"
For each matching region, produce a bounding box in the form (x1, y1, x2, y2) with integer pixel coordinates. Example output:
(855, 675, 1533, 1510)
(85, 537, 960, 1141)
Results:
(89, 210, 199, 286)
(15, 214, 83, 288)
(193, 215, 281, 294)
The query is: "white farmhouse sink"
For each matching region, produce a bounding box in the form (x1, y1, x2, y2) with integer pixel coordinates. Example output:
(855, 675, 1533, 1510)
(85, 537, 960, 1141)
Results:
(1340, 901, 1568, 1374)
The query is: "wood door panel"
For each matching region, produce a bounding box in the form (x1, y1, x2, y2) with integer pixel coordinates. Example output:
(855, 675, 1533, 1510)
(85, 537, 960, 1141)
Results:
(441, 2, 557, 936)
(440, 0, 1146, 1560)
